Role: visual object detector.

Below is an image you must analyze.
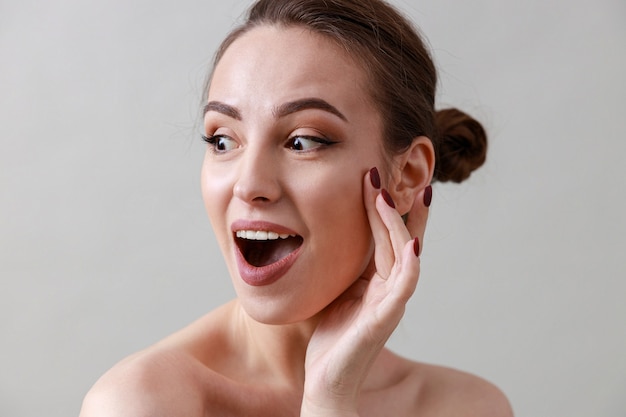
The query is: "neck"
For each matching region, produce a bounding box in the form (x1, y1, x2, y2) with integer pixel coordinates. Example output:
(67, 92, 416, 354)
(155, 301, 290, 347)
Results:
(230, 299, 321, 388)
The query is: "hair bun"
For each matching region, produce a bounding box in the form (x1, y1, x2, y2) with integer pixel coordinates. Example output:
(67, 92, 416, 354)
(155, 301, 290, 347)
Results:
(434, 108, 487, 183)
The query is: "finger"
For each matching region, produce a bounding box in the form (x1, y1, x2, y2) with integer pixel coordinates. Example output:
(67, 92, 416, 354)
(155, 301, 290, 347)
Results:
(375, 189, 412, 264)
(373, 237, 421, 333)
(405, 185, 431, 256)
(386, 237, 421, 307)
(363, 168, 394, 273)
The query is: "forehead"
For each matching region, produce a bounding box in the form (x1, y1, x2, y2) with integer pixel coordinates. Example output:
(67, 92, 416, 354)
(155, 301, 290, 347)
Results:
(208, 25, 372, 112)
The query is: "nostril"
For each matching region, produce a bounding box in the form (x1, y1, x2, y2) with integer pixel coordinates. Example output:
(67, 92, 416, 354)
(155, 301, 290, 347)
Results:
(233, 177, 281, 203)
(232, 156, 282, 203)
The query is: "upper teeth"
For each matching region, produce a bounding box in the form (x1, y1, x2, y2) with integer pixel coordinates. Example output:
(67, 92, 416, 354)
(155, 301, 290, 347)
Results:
(236, 230, 296, 240)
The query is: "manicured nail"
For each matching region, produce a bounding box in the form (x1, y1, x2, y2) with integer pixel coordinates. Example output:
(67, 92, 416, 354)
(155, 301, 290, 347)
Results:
(413, 237, 420, 257)
(369, 167, 381, 189)
(423, 185, 432, 207)
(381, 189, 395, 208)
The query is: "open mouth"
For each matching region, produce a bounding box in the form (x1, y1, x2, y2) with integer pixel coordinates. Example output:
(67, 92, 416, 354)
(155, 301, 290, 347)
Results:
(235, 230, 304, 267)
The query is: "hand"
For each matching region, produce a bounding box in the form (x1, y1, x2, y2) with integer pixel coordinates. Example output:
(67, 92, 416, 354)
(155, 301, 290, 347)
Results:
(301, 168, 431, 416)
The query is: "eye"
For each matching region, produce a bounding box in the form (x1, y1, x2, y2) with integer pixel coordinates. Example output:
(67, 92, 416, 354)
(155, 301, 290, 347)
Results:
(286, 135, 336, 152)
(202, 134, 238, 153)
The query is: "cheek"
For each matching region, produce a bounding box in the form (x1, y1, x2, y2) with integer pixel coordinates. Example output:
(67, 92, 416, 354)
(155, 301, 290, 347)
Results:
(297, 165, 373, 272)
(201, 160, 233, 243)
(295, 163, 366, 219)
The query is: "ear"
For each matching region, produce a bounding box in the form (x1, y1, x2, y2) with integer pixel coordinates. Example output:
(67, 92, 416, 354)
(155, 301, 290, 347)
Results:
(389, 136, 435, 215)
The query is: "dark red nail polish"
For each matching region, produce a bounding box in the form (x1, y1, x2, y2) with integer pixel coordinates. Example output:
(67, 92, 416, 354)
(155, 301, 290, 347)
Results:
(413, 237, 420, 257)
(369, 167, 381, 189)
(381, 189, 395, 208)
(423, 185, 432, 207)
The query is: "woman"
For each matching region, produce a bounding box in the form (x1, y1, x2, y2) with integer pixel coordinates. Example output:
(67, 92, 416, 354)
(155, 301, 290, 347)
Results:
(81, 0, 512, 415)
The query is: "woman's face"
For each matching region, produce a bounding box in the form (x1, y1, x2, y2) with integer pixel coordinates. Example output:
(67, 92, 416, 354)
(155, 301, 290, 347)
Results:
(202, 25, 388, 324)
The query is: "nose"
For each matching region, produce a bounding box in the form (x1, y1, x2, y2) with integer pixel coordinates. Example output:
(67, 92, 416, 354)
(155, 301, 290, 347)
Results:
(233, 145, 282, 204)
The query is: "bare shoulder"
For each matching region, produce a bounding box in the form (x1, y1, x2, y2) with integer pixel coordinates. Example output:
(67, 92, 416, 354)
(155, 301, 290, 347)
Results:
(79, 348, 207, 417)
(361, 349, 512, 417)
(408, 359, 514, 417)
(80, 303, 236, 417)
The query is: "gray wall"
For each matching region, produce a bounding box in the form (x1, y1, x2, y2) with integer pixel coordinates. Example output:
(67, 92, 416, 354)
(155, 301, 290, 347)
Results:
(1, 0, 625, 416)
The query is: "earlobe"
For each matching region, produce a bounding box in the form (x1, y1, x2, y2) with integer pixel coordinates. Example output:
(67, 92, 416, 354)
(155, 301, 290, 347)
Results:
(391, 136, 435, 215)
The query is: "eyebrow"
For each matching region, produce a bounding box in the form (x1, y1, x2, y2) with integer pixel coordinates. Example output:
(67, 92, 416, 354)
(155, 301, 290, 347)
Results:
(203, 98, 348, 122)
(274, 98, 348, 122)
(203, 101, 242, 120)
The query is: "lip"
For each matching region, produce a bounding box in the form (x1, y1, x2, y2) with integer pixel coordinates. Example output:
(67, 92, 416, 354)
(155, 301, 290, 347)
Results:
(231, 219, 302, 286)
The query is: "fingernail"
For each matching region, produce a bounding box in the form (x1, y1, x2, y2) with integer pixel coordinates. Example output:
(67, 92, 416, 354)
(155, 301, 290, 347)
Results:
(423, 185, 432, 207)
(369, 167, 381, 189)
(413, 237, 420, 257)
(381, 189, 395, 208)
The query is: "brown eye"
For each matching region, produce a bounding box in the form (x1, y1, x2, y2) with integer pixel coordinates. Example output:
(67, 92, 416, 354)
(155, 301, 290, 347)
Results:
(202, 134, 238, 152)
(286, 135, 336, 152)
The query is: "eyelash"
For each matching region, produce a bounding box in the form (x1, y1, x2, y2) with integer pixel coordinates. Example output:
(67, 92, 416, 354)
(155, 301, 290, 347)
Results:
(286, 135, 337, 151)
(201, 134, 338, 153)
(202, 134, 235, 153)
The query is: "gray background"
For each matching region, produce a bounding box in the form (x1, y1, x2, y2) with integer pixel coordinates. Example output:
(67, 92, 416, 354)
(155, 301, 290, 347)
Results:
(1, 0, 625, 416)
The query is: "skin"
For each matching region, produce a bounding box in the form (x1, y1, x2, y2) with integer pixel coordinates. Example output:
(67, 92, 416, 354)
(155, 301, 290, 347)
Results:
(80, 26, 513, 417)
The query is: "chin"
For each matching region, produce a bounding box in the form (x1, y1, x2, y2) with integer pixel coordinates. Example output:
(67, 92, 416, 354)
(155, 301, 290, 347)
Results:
(236, 290, 326, 326)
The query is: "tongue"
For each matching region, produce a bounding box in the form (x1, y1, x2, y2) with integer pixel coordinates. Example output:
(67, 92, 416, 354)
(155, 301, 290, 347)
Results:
(245, 237, 302, 267)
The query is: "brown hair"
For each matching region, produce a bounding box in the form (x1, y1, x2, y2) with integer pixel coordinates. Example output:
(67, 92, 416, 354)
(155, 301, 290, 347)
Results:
(207, 0, 487, 183)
